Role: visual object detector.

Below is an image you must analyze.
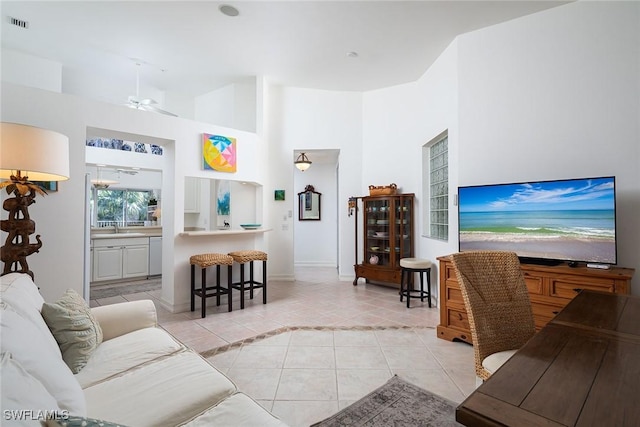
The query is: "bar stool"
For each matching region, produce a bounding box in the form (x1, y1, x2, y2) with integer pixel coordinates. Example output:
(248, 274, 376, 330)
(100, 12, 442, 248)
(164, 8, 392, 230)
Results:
(228, 250, 268, 309)
(190, 253, 233, 318)
(399, 258, 432, 308)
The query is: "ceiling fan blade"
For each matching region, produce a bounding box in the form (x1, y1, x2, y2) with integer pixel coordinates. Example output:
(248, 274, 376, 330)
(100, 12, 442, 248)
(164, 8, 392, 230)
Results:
(141, 104, 178, 117)
(139, 98, 158, 106)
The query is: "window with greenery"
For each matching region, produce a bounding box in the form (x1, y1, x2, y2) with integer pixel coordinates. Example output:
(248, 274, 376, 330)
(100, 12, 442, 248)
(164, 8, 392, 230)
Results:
(92, 188, 153, 227)
(422, 133, 448, 240)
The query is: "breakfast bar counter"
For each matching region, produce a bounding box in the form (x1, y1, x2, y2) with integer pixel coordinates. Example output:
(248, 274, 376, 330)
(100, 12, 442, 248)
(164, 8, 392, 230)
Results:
(179, 228, 272, 237)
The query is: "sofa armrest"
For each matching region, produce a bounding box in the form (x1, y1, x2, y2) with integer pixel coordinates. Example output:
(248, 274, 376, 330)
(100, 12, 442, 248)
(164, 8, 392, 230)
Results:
(91, 300, 158, 341)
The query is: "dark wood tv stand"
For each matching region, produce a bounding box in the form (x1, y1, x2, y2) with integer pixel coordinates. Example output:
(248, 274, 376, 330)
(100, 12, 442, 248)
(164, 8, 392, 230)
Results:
(436, 255, 635, 344)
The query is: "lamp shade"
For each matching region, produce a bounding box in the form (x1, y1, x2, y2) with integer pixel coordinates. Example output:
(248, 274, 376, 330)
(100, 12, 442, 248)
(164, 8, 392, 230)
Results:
(0, 122, 70, 181)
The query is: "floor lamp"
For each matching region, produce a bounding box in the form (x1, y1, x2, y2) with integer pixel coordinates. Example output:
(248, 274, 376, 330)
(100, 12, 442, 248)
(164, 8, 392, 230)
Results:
(0, 122, 70, 279)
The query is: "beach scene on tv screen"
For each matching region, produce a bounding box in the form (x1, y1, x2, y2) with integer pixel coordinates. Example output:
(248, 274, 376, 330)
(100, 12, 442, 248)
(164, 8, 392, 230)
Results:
(459, 177, 616, 264)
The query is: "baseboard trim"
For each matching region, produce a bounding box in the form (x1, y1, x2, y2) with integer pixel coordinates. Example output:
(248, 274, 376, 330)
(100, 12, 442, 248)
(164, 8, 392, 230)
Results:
(294, 262, 337, 268)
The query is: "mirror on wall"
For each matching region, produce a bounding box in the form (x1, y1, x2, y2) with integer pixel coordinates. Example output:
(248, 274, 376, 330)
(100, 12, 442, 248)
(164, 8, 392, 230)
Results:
(298, 185, 321, 221)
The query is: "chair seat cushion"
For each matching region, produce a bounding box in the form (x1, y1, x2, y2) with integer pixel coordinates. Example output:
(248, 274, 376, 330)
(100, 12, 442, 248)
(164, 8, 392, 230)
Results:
(399, 258, 432, 269)
(228, 250, 268, 263)
(482, 349, 518, 375)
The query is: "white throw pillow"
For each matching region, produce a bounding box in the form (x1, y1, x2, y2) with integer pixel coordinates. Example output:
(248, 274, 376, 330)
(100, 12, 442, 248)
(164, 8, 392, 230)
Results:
(0, 307, 86, 415)
(0, 273, 61, 355)
(0, 352, 63, 426)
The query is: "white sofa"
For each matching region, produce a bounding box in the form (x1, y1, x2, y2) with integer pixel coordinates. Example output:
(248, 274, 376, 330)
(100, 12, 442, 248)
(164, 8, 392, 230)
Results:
(0, 273, 288, 426)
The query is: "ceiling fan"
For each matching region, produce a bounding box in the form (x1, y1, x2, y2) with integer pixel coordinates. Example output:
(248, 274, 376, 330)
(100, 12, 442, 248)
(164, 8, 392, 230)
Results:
(126, 63, 177, 117)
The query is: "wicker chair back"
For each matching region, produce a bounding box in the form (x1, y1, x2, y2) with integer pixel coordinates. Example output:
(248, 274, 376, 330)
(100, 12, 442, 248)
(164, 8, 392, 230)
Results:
(450, 251, 535, 380)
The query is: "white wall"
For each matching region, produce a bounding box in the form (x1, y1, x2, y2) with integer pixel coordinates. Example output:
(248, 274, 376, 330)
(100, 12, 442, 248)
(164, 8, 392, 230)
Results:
(195, 85, 235, 128)
(361, 41, 459, 300)
(2, 49, 62, 92)
(456, 1, 639, 293)
(265, 86, 362, 281)
(293, 160, 338, 267)
(194, 81, 257, 132)
(360, 1, 639, 295)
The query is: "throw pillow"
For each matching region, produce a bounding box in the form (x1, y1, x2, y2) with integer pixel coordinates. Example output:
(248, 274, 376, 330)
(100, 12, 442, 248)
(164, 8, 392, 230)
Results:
(41, 289, 103, 374)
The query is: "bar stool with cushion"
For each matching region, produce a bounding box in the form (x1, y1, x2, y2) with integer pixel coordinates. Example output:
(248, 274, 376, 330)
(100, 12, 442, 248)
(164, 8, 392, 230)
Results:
(228, 250, 268, 309)
(399, 258, 432, 308)
(190, 253, 233, 318)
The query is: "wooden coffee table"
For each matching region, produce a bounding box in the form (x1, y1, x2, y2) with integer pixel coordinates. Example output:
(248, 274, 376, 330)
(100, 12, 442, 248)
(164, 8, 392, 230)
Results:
(456, 290, 640, 426)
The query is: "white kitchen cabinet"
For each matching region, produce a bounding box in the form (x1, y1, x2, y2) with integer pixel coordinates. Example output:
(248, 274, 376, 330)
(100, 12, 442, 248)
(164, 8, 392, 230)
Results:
(92, 237, 149, 282)
(123, 244, 150, 278)
(93, 246, 123, 281)
(184, 177, 201, 213)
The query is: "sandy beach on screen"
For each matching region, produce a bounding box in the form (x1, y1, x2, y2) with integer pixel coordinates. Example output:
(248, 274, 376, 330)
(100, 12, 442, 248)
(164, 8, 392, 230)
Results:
(460, 232, 616, 263)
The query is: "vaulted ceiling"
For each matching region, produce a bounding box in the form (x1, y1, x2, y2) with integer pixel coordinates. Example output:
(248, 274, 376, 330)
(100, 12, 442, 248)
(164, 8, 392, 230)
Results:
(2, 1, 570, 96)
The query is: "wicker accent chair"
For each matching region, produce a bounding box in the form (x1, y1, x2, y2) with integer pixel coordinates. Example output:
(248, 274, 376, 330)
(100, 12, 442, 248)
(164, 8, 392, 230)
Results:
(450, 251, 535, 381)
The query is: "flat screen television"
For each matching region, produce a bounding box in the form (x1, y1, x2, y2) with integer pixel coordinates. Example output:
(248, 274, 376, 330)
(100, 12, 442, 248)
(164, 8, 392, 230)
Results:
(458, 176, 617, 266)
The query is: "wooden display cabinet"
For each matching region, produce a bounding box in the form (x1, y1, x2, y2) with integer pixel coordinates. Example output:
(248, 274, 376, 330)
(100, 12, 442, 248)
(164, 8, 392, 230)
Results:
(436, 255, 635, 344)
(352, 194, 415, 288)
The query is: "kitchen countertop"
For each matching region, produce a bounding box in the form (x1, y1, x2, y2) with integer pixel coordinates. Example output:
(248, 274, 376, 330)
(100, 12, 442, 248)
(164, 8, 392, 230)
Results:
(179, 228, 272, 237)
(91, 233, 162, 239)
(91, 227, 162, 239)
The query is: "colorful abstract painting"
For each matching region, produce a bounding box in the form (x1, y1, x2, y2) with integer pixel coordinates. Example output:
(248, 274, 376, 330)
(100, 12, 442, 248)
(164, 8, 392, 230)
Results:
(217, 180, 230, 216)
(216, 180, 231, 229)
(202, 134, 237, 173)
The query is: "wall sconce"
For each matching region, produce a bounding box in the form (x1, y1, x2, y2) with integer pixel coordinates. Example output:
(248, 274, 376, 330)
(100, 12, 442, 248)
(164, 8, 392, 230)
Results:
(295, 152, 312, 172)
(0, 122, 70, 279)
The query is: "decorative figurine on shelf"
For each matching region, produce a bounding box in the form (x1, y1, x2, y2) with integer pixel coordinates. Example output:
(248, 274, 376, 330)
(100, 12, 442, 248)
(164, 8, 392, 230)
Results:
(369, 255, 379, 265)
(223, 220, 230, 228)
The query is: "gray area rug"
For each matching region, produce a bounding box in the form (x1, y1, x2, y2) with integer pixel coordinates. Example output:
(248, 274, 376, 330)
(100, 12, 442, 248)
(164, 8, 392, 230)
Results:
(311, 375, 462, 427)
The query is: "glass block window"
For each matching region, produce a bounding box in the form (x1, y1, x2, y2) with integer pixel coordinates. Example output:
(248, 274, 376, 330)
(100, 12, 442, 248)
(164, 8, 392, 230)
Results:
(426, 134, 448, 240)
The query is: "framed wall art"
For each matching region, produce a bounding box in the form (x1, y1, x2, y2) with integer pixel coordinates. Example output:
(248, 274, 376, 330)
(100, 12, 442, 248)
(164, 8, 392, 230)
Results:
(202, 134, 237, 173)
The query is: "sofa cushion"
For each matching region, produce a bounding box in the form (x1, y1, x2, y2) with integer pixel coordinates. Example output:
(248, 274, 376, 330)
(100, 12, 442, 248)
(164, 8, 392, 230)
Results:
(181, 392, 288, 427)
(1, 352, 62, 426)
(41, 289, 103, 374)
(0, 273, 61, 355)
(84, 350, 236, 427)
(45, 415, 128, 427)
(75, 327, 185, 388)
(91, 300, 157, 341)
(0, 307, 86, 415)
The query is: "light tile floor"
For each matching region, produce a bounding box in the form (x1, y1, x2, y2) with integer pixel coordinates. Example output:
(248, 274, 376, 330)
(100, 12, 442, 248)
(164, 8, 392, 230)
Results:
(90, 267, 475, 427)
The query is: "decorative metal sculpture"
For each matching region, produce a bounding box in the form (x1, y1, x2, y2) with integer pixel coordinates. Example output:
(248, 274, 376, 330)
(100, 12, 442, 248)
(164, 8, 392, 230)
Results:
(0, 171, 47, 279)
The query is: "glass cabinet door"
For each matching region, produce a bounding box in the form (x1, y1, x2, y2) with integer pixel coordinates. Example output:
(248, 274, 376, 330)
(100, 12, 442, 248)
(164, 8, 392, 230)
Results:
(395, 197, 412, 262)
(365, 198, 391, 266)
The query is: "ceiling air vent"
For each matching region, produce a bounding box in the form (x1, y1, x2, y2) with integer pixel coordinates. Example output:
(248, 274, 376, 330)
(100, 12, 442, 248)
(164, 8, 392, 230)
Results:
(8, 16, 29, 29)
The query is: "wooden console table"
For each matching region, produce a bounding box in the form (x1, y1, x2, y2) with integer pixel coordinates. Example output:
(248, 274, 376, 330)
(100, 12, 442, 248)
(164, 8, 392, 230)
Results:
(456, 290, 640, 426)
(437, 255, 634, 344)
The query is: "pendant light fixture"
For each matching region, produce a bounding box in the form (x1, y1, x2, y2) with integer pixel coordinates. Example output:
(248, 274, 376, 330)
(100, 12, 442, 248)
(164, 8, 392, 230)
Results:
(295, 152, 312, 172)
(91, 166, 118, 189)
